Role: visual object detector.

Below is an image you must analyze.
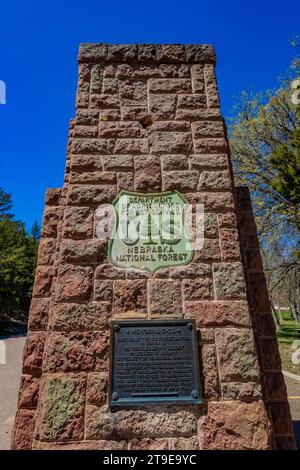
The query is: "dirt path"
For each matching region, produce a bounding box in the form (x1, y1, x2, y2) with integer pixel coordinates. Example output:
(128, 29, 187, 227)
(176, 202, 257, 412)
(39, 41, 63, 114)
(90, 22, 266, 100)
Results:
(0, 336, 299, 450)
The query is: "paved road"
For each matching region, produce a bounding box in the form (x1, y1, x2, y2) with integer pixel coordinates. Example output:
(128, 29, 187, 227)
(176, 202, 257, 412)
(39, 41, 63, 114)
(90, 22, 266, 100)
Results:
(0, 335, 25, 450)
(0, 336, 299, 450)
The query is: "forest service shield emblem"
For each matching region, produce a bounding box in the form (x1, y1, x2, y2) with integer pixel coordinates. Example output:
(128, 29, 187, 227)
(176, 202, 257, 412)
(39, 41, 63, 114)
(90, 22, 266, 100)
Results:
(108, 190, 194, 274)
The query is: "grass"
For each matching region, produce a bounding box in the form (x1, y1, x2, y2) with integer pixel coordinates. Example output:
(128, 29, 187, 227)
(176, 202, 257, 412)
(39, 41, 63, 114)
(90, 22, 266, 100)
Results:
(276, 309, 300, 375)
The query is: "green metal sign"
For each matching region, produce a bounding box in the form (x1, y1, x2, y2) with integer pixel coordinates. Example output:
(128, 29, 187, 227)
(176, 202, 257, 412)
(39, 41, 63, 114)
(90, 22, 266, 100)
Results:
(108, 190, 194, 273)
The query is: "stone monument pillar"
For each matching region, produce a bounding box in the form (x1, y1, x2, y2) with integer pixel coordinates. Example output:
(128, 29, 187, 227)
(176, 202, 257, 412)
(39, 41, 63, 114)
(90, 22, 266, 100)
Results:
(12, 44, 296, 450)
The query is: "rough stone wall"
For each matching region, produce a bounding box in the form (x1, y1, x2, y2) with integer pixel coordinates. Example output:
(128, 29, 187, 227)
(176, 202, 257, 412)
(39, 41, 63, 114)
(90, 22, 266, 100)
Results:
(12, 44, 295, 450)
(236, 187, 296, 449)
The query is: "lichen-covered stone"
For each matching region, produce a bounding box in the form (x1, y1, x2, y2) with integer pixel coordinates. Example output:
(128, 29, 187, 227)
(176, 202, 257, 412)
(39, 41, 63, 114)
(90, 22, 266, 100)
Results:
(39, 375, 85, 441)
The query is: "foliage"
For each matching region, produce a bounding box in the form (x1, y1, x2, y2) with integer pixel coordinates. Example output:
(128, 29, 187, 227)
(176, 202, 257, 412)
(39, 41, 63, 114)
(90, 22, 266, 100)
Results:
(229, 49, 300, 322)
(0, 188, 39, 330)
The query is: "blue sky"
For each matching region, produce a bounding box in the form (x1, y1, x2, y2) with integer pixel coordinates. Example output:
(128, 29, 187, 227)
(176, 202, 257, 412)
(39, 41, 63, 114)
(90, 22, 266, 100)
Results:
(0, 0, 299, 230)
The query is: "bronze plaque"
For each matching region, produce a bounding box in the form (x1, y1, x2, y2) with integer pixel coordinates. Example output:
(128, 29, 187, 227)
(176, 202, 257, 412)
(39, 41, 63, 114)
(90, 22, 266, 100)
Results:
(109, 319, 202, 407)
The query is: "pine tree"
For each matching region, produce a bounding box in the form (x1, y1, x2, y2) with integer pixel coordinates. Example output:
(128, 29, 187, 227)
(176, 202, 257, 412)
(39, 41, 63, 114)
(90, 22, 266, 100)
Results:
(0, 188, 38, 330)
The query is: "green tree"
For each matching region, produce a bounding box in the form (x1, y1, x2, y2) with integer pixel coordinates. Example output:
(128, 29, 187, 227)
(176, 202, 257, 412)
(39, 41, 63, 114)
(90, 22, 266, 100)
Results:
(0, 188, 38, 330)
(0, 187, 13, 219)
(229, 55, 300, 323)
(30, 220, 41, 241)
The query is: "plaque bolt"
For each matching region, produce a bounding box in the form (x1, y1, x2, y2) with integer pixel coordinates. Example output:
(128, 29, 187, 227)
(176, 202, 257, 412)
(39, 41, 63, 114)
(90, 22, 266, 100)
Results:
(112, 392, 119, 401)
(191, 390, 198, 399)
(187, 323, 193, 330)
(114, 324, 120, 332)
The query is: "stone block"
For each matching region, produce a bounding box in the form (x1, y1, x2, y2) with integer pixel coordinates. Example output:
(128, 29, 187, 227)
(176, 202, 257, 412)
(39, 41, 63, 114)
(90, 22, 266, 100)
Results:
(113, 280, 147, 316)
(194, 239, 221, 262)
(149, 94, 177, 119)
(70, 170, 116, 185)
(194, 138, 227, 154)
(221, 382, 262, 401)
(219, 228, 241, 261)
(129, 438, 169, 450)
(169, 436, 199, 450)
(63, 206, 93, 239)
(201, 344, 219, 399)
(78, 43, 107, 62)
(185, 192, 234, 212)
(189, 154, 228, 170)
(86, 372, 108, 406)
(161, 154, 189, 171)
(50, 302, 110, 332)
(98, 121, 141, 138)
(85, 405, 199, 439)
(177, 94, 207, 108)
(119, 79, 147, 106)
(39, 375, 86, 441)
(134, 155, 161, 191)
(198, 170, 231, 190)
(149, 79, 192, 94)
(28, 297, 50, 330)
(150, 279, 182, 317)
(203, 64, 220, 107)
(12, 409, 36, 450)
(215, 328, 260, 382)
(55, 264, 93, 302)
(213, 262, 246, 299)
(263, 372, 288, 402)
(18, 374, 40, 408)
(38, 239, 56, 265)
(45, 188, 61, 206)
(117, 172, 134, 191)
(41, 206, 59, 238)
(157, 45, 185, 62)
(59, 239, 106, 263)
(23, 331, 46, 375)
(200, 401, 272, 449)
(162, 170, 199, 192)
(183, 278, 212, 300)
(67, 184, 116, 205)
(185, 45, 216, 64)
(102, 154, 134, 171)
(114, 138, 142, 154)
(43, 332, 108, 372)
(108, 44, 138, 62)
(185, 300, 250, 327)
(149, 131, 193, 154)
(71, 138, 115, 154)
(32, 266, 54, 297)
